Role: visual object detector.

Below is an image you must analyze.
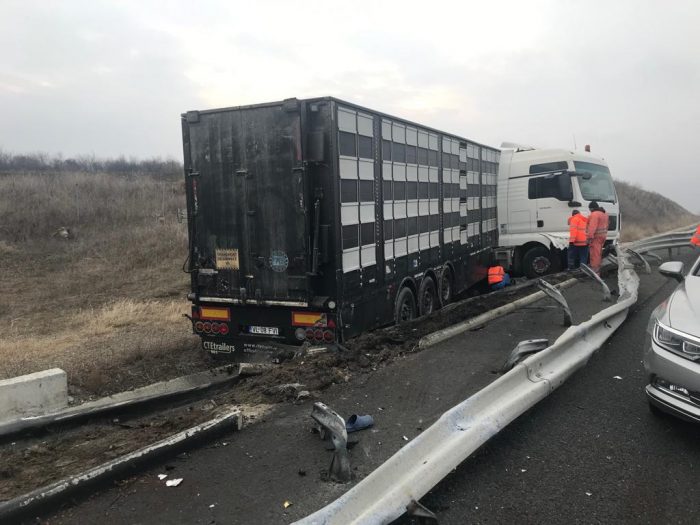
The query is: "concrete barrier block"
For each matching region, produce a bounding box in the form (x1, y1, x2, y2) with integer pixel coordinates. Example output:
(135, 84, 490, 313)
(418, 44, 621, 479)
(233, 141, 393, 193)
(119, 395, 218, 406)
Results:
(0, 369, 68, 421)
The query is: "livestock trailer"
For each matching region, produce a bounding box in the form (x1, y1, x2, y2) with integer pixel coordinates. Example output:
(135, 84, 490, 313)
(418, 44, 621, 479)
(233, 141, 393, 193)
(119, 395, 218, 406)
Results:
(181, 97, 499, 360)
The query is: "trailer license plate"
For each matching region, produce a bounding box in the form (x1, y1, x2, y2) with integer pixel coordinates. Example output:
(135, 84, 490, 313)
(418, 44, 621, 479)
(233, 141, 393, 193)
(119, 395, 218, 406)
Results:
(248, 326, 279, 335)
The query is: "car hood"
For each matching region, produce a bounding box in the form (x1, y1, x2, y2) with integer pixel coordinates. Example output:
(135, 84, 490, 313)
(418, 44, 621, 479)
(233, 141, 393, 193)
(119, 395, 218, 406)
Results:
(667, 276, 700, 337)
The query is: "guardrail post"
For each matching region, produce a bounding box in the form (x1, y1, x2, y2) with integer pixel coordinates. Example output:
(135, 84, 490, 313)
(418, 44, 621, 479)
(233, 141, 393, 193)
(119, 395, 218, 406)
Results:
(579, 263, 612, 302)
(502, 339, 549, 373)
(536, 279, 573, 326)
(311, 402, 352, 482)
(626, 248, 651, 274)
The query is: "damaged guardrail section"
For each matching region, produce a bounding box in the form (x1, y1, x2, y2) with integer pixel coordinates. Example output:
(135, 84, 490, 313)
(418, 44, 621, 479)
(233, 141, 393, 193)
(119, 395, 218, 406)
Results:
(294, 249, 640, 525)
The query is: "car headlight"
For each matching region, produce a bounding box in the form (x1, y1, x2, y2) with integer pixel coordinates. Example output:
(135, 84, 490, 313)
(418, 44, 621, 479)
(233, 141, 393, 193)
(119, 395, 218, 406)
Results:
(653, 321, 700, 361)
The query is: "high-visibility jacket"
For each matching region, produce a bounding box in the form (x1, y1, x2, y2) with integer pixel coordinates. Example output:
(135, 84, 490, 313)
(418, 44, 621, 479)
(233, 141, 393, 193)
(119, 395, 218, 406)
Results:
(586, 210, 609, 241)
(488, 266, 505, 285)
(568, 213, 588, 246)
(691, 225, 700, 247)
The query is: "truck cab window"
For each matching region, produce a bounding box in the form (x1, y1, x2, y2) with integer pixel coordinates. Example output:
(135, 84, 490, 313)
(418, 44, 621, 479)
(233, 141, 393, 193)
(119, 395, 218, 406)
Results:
(528, 174, 572, 201)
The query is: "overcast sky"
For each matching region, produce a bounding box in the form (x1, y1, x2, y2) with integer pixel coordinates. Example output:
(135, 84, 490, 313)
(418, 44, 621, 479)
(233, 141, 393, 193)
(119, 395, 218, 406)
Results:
(1, 0, 698, 211)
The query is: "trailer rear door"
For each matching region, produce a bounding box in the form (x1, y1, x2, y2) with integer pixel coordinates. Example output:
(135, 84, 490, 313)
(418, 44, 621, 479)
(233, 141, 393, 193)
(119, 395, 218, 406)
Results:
(184, 102, 309, 302)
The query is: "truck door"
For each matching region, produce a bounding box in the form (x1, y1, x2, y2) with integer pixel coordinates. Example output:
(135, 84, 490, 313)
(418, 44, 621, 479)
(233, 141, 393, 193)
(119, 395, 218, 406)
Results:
(528, 173, 573, 233)
(185, 102, 309, 302)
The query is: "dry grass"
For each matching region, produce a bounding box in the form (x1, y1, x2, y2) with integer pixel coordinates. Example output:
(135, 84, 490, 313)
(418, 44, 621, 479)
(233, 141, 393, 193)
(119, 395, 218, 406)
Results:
(0, 172, 211, 399)
(616, 179, 698, 241)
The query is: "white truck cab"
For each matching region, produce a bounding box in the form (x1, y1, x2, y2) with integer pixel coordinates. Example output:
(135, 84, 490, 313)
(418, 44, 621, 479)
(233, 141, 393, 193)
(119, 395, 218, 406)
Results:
(495, 144, 620, 278)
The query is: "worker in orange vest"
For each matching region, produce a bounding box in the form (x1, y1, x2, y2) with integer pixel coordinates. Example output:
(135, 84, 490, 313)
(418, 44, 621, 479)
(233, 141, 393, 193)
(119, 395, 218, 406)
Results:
(488, 265, 511, 290)
(691, 224, 700, 248)
(567, 209, 589, 269)
(586, 201, 609, 274)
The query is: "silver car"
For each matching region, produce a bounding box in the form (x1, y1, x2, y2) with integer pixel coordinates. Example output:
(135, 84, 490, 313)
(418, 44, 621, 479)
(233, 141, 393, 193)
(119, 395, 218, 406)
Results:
(644, 256, 700, 422)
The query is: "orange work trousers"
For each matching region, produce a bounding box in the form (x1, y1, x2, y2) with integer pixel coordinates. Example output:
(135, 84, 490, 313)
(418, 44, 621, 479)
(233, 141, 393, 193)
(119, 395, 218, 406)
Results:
(589, 237, 605, 274)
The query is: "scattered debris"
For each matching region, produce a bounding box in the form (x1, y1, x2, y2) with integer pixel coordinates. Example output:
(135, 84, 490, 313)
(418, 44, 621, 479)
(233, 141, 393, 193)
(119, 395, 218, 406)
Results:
(613, 376, 623, 380)
(402, 436, 409, 442)
(521, 469, 527, 473)
(264, 383, 307, 401)
(345, 414, 374, 433)
(209, 504, 216, 509)
(166, 478, 183, 487)
(296, 390, 311, 402)
(157, 474, 168, 480)
(585, 491, 592, 497)
(283, 500, 293, 509)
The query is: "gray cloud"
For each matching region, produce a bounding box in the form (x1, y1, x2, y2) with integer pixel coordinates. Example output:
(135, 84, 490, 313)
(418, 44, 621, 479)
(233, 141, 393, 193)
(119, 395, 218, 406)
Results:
(1, 0, 698, 212)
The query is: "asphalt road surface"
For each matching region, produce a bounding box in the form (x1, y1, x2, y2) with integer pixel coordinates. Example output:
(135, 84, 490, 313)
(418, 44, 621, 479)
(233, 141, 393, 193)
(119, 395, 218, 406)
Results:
(419, 251, 700, 524)
(45, 252, 699, 524)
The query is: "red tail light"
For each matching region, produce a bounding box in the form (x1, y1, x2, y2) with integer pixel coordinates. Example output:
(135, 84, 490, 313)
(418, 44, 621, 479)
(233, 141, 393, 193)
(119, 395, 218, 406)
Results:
(305, 328, 314, 340)
(323, 330, 334, 342)
(203, 322, 212, 333)
(219, 324, 229, 335)
(314, 329, 324, 341)
(194, 321, 204, 332)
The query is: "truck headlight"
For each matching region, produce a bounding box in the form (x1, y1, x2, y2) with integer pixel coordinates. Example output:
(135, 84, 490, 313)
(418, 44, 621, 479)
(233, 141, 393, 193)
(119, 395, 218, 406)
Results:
(653, 321, 700, 361)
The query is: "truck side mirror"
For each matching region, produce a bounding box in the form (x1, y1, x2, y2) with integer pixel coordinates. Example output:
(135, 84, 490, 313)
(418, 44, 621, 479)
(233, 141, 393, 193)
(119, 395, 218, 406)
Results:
(557, 174, 573, 201)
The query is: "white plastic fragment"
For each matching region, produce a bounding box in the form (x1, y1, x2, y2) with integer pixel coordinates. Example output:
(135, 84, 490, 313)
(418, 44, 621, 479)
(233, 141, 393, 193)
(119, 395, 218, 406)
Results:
(166, 478, 183, 487)
(157, 474, 168, 480)
(613, 376, 622, 380)
(585, 491, 592, 496)
(402, 436, 408, 441)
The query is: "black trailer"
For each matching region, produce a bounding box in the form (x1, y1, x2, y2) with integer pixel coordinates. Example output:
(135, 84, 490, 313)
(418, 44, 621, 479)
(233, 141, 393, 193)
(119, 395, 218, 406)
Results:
(181, 97, 500, 360)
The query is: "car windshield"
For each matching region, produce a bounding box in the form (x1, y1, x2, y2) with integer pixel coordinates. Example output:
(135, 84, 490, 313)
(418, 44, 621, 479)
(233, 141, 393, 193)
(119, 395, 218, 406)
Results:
(574, 161, 617, 203)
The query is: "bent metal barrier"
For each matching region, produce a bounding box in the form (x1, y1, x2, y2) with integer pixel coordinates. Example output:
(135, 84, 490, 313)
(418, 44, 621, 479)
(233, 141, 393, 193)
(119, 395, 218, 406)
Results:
(293, 249, 640, 525)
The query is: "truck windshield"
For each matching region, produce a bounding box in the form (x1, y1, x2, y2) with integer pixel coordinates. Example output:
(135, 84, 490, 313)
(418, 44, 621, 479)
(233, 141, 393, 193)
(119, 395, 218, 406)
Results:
(574, 161, 616, 203)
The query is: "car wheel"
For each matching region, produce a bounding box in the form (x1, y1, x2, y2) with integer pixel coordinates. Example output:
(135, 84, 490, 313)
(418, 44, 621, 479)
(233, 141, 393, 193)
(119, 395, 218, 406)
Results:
(395, 287, 417, 325)
(522, 246, 555, 279)
(418, 277, 437, 317)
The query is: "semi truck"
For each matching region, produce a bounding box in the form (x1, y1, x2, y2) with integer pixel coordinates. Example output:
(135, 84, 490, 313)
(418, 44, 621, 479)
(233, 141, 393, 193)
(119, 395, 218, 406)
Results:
(494, 144, 620, 278)
(181, 97, 500, 359)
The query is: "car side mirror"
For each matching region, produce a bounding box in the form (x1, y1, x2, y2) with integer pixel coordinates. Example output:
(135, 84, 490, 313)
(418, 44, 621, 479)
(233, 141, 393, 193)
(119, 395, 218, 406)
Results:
(659, 261, 685, 282)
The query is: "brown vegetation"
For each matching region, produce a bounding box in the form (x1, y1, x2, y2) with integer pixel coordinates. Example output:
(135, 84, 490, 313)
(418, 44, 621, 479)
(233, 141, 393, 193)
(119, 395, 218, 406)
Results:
(0, 167, 211, 399)
(616, 180, 698, 241)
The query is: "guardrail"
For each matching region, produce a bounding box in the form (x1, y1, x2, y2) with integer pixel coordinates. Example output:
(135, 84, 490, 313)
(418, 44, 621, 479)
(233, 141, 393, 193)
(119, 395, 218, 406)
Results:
(294, 249, 640, 525)
(626, 225, 696, 255)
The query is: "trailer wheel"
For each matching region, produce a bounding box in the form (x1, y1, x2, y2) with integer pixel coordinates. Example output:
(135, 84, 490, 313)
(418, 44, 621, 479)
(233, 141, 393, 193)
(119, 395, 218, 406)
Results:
(418, 277, 437, 317)
(438, 267, 453, 307)
(522, 246, 554, 279)
(395, 287, 417, 324)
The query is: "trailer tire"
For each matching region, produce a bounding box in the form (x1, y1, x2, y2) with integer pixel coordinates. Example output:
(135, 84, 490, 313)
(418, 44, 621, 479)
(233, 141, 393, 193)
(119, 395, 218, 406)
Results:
(418, 277, 437, 317)
(522, 246, 555, 279)
(438, 267, 453, 307)
(395, 287, 417, 325)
